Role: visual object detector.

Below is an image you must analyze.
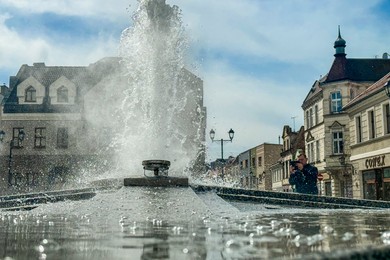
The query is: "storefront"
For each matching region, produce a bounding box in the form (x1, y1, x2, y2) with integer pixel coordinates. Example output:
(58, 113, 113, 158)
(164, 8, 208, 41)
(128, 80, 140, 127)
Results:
(361, 160, 390, 201)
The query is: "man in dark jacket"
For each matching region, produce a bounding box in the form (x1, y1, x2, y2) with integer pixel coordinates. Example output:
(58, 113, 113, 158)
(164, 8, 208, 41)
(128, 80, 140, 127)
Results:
(289, 153, 318, 195)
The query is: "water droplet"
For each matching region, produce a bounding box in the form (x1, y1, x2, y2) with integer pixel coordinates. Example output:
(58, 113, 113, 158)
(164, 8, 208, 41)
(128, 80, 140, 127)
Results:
(323, 225, 334, 233)
(381, 231, 390, 244)
(342, 232, 354, 241)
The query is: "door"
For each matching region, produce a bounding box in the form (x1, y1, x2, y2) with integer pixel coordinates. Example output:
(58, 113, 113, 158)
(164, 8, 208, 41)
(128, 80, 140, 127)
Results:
(363, 170, 377, 200)
(383, 168, 390, 201)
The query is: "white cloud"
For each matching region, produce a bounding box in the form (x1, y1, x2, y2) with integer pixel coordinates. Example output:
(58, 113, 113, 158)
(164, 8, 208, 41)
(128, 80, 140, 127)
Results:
(175, 0, 388, 65)
(203, 59, 304, 160)
(0, 12, 121, 75)
(0, 14, 50, 67)
(1, 0, 133, 20)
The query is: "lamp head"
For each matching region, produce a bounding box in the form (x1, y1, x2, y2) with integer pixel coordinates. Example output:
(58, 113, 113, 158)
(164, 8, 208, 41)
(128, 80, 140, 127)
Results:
(209, 129, 215, 141)
(339, 155, 345, 165)
(18, 129, 25, 141)
(0, 130, 4, 142)
(228, 128, 234, 141)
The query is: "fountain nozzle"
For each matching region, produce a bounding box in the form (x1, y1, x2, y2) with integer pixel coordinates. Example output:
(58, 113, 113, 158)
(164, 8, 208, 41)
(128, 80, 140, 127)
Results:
(123, 159, 188, 187)
(142, 160, 171, 177)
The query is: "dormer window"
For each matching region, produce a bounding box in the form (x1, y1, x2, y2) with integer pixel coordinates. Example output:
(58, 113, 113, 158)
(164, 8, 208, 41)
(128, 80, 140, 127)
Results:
(25, 86, 36, 102)
(57, 86, 68, 103)
(49, 77, 76, 105)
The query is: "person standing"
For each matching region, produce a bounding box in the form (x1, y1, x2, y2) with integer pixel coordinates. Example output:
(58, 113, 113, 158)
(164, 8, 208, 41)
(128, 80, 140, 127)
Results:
(289, 153, 318, 195)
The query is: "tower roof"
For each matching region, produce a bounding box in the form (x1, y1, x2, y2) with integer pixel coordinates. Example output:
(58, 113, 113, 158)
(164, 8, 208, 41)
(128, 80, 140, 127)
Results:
(302, 28, 390, 108)
(334, 26, 346, 57)
(325, 58, 390, 83)
(334, 26, 346, 48)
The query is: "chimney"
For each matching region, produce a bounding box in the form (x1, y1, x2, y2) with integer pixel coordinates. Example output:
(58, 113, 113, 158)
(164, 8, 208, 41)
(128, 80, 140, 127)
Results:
(33, 62, 46, 67)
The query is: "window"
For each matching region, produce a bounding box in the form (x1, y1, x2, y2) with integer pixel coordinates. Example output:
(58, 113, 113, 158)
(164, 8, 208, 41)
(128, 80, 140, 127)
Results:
(57, 86, 68, 103)
(315, 140, 320, 162)
(384, 103, 390, 135)
(306, 108, 313, 128)
(309, 108, 313, 127)
(242, 160, 246, 169)
(332, 131, 344, 154)
(284, 162, 289, 179)
(306, 110, 310, 129)
(49, 166, 69, 184)
(251, 157, 255, 167)
(349, 88, 356, 100)
(314, 105, 319, 125)
(330, 91, 342, 113)
(307, 142, 314, 162)
(12, 128, 24, 148)
(34, 127, 46, 148)
(368, 110, 375, 139)
(25, 86, 36, 102)
(57, 127, 69, 148)
(258, 156, 262, 166)
(355, 116, 362, 143)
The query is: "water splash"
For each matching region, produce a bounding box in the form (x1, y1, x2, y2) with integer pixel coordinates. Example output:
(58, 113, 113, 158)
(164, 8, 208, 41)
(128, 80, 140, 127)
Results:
(113, 0, 205, 175)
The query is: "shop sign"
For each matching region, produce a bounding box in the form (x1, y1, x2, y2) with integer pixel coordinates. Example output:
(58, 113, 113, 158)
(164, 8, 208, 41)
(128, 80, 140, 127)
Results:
(365, 155, 386, 169)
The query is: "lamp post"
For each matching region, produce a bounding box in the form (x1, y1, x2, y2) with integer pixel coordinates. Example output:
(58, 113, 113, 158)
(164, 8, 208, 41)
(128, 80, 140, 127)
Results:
(338, 154, 356, 175)
(0, 131, 5, 185)
(339, 154, 356, 197)
(5, 129, 25, 186)
(209, 128, 234, 180)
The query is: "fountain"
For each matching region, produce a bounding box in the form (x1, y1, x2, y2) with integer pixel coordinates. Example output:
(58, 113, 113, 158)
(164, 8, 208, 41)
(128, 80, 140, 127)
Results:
(0, 0, 390, 259)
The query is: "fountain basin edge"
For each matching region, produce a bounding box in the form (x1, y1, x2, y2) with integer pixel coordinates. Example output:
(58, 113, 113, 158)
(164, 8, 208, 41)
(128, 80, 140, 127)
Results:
(124, 176, 188, 187)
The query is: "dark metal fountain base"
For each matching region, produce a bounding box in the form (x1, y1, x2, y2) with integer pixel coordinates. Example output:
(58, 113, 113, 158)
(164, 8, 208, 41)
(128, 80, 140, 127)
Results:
(123, 159, 188, 187)
(142, 160, 171, 176)
(124, 176, 188, 187)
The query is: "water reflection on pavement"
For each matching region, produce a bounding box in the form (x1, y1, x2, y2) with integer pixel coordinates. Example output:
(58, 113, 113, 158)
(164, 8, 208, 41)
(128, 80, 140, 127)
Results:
(0, 189, 389, 259)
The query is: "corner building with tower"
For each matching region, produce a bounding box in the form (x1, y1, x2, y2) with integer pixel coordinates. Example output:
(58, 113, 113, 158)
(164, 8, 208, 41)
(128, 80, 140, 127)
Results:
(302, 28, 390, 199)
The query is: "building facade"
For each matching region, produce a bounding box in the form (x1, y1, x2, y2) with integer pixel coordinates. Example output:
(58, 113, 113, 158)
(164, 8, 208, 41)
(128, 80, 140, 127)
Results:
(238, 150, 251, 188)
(1, 62, 98, 193)
(302, 28, 390, 198)
(343, 72, 390, 200)
(0, 58, 206, 194)
(258, 143, 283, 190)
(239, 143, 282, 190)
(271, 125, 305, 192)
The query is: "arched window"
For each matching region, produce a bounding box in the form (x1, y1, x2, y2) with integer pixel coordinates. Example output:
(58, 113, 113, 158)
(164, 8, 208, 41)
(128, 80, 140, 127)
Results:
(57, 86, 68, 103)
(25, 86, 36, 102)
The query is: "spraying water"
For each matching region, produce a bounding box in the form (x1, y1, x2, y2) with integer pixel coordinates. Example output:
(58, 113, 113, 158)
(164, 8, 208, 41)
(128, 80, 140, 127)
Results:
(110, 0, 205, 176)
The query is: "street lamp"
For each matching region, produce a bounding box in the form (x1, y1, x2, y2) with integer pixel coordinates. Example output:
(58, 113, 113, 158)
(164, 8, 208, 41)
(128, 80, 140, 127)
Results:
(209, 128, 234, 180)
(339, 154, 355, 175)
(7, 129, 25, 186)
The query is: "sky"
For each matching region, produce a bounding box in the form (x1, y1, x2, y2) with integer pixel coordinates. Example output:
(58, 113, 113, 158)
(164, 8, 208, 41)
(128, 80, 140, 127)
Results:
(1, 0, 390, 162)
